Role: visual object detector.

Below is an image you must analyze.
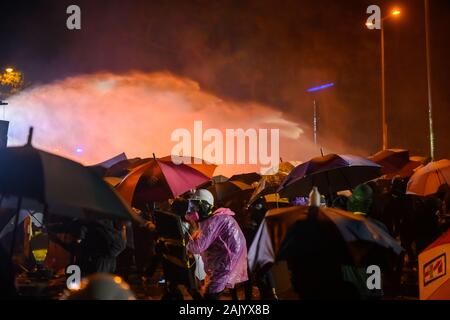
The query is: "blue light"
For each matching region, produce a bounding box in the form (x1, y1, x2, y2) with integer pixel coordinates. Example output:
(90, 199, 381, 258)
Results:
(307, 83, 335, 93)
(75, 147, 83, 154)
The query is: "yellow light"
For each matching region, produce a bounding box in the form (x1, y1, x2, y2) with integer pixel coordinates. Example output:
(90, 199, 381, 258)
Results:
(32, 249, 48, 263)
(392, 9, 401, 16)
(5, 68, 13, 73)
(113, 276, 123, 284)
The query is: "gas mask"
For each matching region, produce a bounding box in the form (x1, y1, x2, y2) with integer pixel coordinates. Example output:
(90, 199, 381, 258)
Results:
(185, 199, 213, 222)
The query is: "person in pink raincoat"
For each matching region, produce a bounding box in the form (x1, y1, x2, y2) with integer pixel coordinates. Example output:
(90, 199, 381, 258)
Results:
(185, 189, 248, 300)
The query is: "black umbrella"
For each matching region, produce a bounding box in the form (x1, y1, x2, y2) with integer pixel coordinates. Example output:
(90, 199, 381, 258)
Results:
(278, 154, 381, 198)
(248, 205, 403, 273)
(0, 129, 134, 255)
(229, 172, 261, 185)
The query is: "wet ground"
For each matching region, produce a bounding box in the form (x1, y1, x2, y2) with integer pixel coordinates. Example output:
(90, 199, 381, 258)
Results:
(15, 266, 418, 300)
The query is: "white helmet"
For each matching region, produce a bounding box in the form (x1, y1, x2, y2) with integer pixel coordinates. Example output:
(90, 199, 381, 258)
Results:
(189, 189, 214, 207)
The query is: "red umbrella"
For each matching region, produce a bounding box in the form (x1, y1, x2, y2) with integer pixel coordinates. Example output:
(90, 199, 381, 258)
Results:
(115, 156, 216, 205)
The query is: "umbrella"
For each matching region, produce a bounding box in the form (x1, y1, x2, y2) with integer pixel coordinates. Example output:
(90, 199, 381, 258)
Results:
(368, 149, 422, 178)
(262, 161, 302, 175)
(419, 229, 450, 300)
(92, 152, 128, 168)
(115, 156, 216, 205)
(0, 209, 30, 239)
(248, 205, 402, 273)
(407, 159, 450, 196)
(105, 157, 147, 178)
(0, 144, 134, 221)
(278, 154, 381, 198)
(212, 175, 229, 184)
(207, 180, 253, 204)
(103, 177, 122, 187)
(248, 162, 298, 205)
(229, 172, 261, 185)
(261, 193, 290, 210)
(88, 152, 128, 176)
(0, 131, 134, 257)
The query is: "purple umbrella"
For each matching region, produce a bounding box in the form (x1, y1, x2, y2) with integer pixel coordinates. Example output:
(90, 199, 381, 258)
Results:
(278, 154, 381, 198)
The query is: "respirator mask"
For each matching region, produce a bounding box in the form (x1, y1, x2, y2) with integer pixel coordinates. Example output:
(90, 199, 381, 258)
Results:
(185, 199, 213, 222)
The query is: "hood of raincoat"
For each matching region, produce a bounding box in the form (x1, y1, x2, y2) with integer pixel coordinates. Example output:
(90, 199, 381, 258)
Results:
(212, 207, 235, 217)
(186, 207, 248, 293)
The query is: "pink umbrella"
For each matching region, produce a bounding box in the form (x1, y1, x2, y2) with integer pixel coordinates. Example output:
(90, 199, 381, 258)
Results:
(115, 156, 216, 205)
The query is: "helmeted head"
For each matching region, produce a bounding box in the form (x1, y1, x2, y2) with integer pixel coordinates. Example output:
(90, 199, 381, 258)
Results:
(347, 183, 374, 215)
(185, 189, 215, 222)
(63, 273, 136, 300)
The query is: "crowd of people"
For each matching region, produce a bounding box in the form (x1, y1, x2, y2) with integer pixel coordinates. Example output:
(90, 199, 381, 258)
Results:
(0, 167, 449, 300)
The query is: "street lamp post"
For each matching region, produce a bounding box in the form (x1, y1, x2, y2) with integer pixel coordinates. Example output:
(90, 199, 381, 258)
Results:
(381, 18, 387, 150)
(424, 0, 435, 160)
(367, 9, 401, 150)
(307, 83, 335, 147)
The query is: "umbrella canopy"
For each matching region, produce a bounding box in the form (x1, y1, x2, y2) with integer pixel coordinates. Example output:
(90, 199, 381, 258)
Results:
(229, 172, 261, 185)
(248, 162, 298, 205)
(261, 193, 290, 210)
(278, 154, 381, 198)
(105, 157, 147, 178)
(368, 149, 422, 178)
(407, 160, 450, 197)
(0, 209, 30, 239)
(0, 146, 134, 221)
(212, 175, 229, 184)
(207, 180, 253, 204)
(262, 161, 302, 175)
(248, 205, 402, 273)
(115, 156, 216, 205)
(419, 229, 450, 300)
(88, 152, 128, 176)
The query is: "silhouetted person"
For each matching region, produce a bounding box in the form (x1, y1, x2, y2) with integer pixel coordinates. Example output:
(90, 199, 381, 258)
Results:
(278, 206, 359, 300)
(0, 245, 17, 299)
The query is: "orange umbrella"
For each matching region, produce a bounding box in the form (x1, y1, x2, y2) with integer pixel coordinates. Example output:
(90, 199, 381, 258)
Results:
(407, 159, 450, 196)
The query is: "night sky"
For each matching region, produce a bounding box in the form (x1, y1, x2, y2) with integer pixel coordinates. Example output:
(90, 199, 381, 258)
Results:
(1, 0, 449, 160)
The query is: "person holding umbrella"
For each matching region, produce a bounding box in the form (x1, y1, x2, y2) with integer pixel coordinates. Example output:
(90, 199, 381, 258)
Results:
(47, 217, 127, 277)
(185, 189, 248, 300)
